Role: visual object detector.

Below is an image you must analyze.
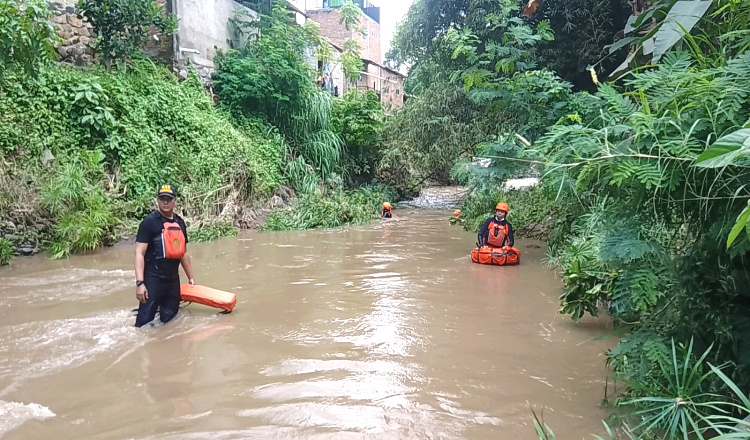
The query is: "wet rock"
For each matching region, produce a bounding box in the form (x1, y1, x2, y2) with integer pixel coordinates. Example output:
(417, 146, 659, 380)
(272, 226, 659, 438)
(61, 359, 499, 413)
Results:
(19, 247, 35, 256)
(67, 14, 82, 27)
(268, 195, 285, 209)
(525, 244, 541, 249)
(49, 2, 65, 12)
(50, 14, 68, 24)
(66, 6, 75, 14)
(4, 234, 20, 243)
(57, 46, 71, 58)
(3, 221, 16, 231)
(71, 43, 86, 57)
(32, 223, 47, 232)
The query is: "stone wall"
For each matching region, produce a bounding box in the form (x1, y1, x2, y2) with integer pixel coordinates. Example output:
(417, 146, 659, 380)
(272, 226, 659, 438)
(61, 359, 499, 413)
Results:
(49, 1, 95, 66)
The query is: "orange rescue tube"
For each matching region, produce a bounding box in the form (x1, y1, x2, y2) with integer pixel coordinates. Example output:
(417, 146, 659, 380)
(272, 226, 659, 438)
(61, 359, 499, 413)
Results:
(181, 284, 237, 313)
(470, 246, 521, 266)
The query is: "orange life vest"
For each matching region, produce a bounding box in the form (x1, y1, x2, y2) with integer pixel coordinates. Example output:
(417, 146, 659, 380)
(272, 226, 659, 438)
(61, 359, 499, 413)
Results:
(160, 221, 186, 259)
(487, 221, 509, 248)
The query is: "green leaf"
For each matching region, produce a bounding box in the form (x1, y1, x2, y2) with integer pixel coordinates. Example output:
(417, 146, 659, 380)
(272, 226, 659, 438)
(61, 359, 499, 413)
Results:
(694, 128, 750, 168)
(652, 0, 712, 62)
(609, 36, 637, 54)
(727, 204, 750, 249)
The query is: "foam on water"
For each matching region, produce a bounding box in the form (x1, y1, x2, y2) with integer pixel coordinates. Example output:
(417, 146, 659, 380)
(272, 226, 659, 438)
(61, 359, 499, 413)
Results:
(0, 309, 141, 395)
(0, 400, 55, 436)
(0, 268, 131, 305)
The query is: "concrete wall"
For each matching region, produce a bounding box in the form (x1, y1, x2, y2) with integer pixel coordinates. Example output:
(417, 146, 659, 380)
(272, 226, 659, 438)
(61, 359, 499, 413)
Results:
(172, 0, 258, 81)
(357, 61, 381, 92)
(355, 61, 404, 112)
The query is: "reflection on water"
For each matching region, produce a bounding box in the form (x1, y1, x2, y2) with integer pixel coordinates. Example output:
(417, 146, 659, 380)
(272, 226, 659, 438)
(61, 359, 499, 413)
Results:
(0, 210, 612, 440)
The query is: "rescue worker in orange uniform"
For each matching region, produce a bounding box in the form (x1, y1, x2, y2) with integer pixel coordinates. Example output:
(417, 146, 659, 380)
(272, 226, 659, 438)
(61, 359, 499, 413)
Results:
(381, 202, 392, 218)
(478, 202, 514, 248)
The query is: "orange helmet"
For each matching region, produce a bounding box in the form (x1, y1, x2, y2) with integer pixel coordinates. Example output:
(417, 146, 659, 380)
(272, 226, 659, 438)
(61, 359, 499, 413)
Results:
(453, 209, 461, 217)
(383, 202, 391, 209)
(496, 202, 509, 212)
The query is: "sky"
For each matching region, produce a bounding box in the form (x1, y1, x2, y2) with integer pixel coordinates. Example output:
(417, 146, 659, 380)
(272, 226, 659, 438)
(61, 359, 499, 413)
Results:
(377, 0, 414, 63)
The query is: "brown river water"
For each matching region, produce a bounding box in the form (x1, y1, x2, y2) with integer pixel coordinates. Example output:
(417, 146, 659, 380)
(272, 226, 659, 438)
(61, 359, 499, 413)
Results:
(0, 209, 612, 440)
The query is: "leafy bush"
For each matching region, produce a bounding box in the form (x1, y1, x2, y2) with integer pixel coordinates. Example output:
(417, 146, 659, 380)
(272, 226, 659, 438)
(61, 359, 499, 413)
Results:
(188, 218, 238, 243)
(77, 0, 178, 67)
(0, 238, 13, 266)
(213, 2, 344, 182)
(0, 61, 285, 258)
(40, 150, 119, 258)
(261, 184, 396, 231)
(0, 0, 59, 75)
(331, 90, 384, 185)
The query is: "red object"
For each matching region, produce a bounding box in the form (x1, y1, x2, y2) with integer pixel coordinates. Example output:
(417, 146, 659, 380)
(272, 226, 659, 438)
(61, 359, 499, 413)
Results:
(181, 284, 237, 312)
(470, 246, 521, 266)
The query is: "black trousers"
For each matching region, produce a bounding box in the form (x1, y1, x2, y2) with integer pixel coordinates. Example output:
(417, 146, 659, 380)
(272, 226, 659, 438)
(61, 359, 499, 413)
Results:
(135, 273, 181, 327)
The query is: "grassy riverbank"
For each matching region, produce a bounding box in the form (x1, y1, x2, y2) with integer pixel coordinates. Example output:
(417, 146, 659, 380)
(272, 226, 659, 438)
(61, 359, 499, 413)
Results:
(0, 61, 287, 263)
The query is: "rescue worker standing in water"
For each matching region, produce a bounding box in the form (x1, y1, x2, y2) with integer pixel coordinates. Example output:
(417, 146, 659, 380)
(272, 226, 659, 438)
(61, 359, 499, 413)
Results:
(134, 184, 195, 327)
(478, 202, 514, 248)
(381, 202, 392, 218)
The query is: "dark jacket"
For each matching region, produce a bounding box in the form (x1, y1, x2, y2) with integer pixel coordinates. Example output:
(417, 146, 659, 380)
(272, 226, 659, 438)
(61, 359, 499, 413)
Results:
(478, 217, 514, 247)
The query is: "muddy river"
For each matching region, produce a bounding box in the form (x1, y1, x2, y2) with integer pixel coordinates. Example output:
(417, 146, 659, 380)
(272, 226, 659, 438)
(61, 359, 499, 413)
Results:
(0, 209, 612, 439)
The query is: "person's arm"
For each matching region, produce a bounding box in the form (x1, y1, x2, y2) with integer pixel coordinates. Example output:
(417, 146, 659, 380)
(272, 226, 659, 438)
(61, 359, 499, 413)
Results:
(477, 218, 491, 246)
(179, 218, 195, 284)
(181, 253, 195, 285)
(506, 223, 515, 247)
(135, 242, 148, 303)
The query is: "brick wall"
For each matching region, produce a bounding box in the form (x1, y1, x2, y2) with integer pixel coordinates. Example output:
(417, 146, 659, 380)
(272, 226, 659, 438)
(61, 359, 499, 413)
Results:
(380, 72, 404, 113)
(307, 8, 381, 64)
(359, 14, 380, 64)
(307, 9, 352, 50)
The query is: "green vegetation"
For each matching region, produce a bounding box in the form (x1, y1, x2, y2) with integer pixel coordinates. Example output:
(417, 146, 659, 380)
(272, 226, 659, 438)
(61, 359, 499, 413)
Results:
(0, 60, 285, 260)
(262, 185, 395, 231)
(0, 0, 59, 75)
(77, 0, 178, 67)
(213, 0, 391, 231)
(388, 0, 750, 437)
(0, 0, 393, 265)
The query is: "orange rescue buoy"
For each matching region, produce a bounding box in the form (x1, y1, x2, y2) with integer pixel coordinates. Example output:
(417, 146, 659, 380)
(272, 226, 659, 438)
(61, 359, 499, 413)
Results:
(181, 284, 237, 313)
(470, 246, 521, 266)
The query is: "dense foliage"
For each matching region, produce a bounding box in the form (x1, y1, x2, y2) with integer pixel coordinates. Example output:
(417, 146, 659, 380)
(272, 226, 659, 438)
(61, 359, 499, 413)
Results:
(390, 0, 750, 437)
(0, 61, 285, 259)
(77, 0, 178, 67)
(261, 184, 395, 231)
(0, 0, 59, 75)
(213, 0, 390, 230)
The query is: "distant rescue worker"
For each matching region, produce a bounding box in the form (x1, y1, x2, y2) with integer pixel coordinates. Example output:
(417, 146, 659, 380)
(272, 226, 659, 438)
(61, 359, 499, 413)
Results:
(381, 202, 392, 218)
(478, 202, 514, 248)
(134, 184, 195, 327)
